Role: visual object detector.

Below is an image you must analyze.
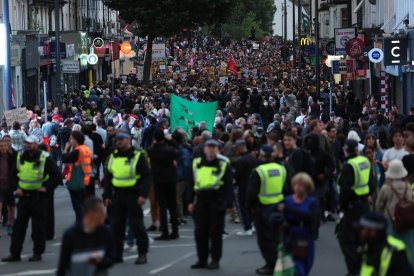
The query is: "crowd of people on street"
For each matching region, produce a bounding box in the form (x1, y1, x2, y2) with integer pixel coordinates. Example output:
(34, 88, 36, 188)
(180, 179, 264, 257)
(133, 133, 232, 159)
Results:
(0, 32, 414, 276)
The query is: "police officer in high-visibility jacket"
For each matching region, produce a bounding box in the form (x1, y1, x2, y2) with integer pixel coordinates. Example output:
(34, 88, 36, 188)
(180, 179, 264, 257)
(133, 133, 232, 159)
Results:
(358, 212, 414, 276)
(247, 144, 290, 275)
(2, 135, 60, 262)
(337, 139, 374, 276)
(188, 139, 233, 270)
(103, 131, 151, 265)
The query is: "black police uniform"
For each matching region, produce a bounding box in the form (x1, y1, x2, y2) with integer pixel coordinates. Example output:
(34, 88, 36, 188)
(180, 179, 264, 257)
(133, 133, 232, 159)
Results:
(103, 147, 151, 263)
(4, 150, 60, 261)
(189, 154, 233, 267)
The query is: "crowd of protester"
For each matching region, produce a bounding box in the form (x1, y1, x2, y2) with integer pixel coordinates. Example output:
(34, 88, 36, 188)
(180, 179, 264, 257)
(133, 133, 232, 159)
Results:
(1, 32, 414, 275)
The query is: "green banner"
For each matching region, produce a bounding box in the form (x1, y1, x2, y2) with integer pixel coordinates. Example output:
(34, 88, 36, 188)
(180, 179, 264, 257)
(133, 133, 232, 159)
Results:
(170, 94, 218, 135)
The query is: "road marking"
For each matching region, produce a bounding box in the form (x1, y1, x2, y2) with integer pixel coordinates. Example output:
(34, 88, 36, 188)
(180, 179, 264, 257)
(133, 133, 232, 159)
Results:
(147, 230, 236, 274)
(51, 242, 62, 247)
(148, 251, 195, 274)
(0, 269, 56, 276)
(151, 243, 194, 249)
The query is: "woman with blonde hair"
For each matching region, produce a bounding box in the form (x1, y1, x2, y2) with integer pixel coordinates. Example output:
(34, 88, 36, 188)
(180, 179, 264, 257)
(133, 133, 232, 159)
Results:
(376, 159, 414, 267)
(28, 119, 43, 144)
(278, 173, 319, 276)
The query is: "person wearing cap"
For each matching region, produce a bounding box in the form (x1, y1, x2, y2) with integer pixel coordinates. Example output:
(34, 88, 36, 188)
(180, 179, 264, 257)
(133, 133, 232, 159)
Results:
(102, 130, 151, 265)
(2, 135, 60, 262)
(188, 139, 233, 270)
(234, 139, 257, 236)
(375, 159, 414, 266)
(247, 144, 289, 275)
(358, 212, 414, 276)
(62, 131, 92, 224)
(337, 139, 374, 276)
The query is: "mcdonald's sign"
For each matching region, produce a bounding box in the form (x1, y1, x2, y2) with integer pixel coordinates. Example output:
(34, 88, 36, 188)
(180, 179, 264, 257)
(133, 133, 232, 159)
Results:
(300, 37, 311, 46)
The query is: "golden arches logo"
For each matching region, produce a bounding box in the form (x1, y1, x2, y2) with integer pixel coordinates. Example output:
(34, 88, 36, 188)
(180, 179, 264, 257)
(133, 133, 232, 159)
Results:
(300, 37, 311, 46)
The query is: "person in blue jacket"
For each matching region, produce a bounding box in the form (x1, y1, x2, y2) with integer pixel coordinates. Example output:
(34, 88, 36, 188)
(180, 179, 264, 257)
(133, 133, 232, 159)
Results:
(278, 173, 319, 276)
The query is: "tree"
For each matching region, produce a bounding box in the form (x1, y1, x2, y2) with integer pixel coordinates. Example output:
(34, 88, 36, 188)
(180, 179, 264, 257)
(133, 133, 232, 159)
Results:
(213, 0, 276, 40)
(105, 0, 234, 83)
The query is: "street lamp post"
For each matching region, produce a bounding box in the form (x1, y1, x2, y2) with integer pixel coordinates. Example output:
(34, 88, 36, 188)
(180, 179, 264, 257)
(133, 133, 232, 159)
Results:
(315, 0, 320, 98)
(54, 0, 62, 107)
(298, 0, 302, 85)
(293, 0, 296, 69)
(284, 0, 287, 44)
(2, 0, 11, 110)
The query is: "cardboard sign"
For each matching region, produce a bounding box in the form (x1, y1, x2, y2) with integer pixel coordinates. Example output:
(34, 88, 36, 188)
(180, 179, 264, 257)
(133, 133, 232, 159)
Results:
(219, 77, 229, 84)
(252, 44, 260, 50)
(4, 107, 28, 126)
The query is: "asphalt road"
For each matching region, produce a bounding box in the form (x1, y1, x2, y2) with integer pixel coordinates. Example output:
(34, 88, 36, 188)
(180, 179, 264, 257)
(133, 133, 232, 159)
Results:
(0, 186, 346, 276)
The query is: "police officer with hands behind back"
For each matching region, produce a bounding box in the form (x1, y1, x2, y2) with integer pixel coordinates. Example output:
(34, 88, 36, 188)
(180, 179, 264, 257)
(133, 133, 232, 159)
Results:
(188, 139, 233, 270)
(2, 135, 61, 262)
(103, 131, 151, 265)
(337, 139, 374, 276)
(247, 144, 290, 275)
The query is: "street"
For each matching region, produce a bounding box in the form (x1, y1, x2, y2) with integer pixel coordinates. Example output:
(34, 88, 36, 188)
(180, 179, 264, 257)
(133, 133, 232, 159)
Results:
(0, 187, 346, 276)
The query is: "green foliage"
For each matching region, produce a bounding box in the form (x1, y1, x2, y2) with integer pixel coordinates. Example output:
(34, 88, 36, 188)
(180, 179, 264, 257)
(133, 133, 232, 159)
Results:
(105, 0, 234, 38)
(222, 12, 266, 40)
(207, 0, 276, 40)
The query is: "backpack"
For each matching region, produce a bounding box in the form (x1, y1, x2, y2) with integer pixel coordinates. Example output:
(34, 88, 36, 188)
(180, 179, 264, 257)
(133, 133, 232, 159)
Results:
(388, 183, 414, 233)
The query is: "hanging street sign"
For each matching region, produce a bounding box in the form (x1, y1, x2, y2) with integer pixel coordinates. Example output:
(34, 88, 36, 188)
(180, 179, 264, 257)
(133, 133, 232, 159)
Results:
(368, 48, 384, 63)
(383, 38, 408, 66)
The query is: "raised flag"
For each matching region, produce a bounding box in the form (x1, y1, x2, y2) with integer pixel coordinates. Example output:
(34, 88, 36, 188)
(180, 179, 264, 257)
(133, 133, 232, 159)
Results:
(170, 94, 218, 135)
(228, 57, 238, 75)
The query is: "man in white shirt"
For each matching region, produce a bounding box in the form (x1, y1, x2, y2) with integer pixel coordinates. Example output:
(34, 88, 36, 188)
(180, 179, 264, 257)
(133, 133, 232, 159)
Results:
(295, 108, 307, 125)
(382, 129, 408, 170)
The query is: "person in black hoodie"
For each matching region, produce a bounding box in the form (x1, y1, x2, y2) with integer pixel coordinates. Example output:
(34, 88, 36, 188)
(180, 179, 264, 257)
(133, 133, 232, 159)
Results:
(303, 134, 335, 233)
(141, 116, 157, 149)
(146, 130, 180, 240)
(250, 88, 262, 113)
(57, 197, 114, 276)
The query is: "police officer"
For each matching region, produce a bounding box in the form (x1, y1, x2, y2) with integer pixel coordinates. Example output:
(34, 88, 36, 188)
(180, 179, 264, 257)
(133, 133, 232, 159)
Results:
(247, 144, 289, 275)
(337, 139, 373, 276)
(188, 139, 233, 270)
(103, 131, 151, 265)
(358, 212, 414, 275)
(2, 135, 60, 262)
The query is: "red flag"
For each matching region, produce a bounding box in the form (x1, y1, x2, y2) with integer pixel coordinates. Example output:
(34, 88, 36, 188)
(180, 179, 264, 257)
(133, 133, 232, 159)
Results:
(228, 57, 238, 75)
(11, 85, 15, 108)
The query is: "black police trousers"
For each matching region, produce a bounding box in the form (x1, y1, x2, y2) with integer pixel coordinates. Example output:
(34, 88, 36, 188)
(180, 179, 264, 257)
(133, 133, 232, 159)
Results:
(10, 192, 47, 256)
(337, 200, 369, 275)
(111, 189, 149, 261)
(254, 209, 280, 268)
(194, 195, 226, 263)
